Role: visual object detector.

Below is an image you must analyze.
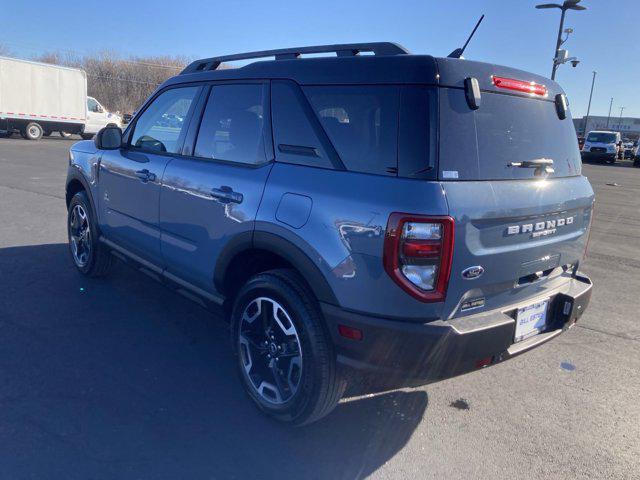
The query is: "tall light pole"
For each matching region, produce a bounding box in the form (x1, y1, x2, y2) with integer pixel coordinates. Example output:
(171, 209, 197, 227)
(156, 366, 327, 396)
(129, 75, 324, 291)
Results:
(618, 106, 625, 132)
(583, 70, 596, 135)
(606, 98, 613, 128)
(536, 0, 587, 80)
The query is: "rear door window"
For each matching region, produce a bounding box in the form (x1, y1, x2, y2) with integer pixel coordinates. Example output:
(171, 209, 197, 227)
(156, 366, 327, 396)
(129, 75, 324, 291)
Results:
(304, 85, 399, 176)
(194, 84, 267, 165)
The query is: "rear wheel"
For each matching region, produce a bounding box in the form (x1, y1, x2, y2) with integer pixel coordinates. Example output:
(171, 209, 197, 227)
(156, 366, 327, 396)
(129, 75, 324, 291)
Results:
(231, 269, 346, 425)
(24, 122, 43, 140)
(67, 191, 112, 277)
(43, 130, 52, 137)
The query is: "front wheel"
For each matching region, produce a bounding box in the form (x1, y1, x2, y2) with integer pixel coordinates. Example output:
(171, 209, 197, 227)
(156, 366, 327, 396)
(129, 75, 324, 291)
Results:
(231, 269, 346, 425)
(67, 191, 113, 277)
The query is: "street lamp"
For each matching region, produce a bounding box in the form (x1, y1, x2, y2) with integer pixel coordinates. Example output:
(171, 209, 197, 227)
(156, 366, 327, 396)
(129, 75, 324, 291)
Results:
(536, 0, 587, 80)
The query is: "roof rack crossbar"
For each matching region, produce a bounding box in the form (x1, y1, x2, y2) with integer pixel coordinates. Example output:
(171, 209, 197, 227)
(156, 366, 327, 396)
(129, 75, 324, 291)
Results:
(180, 42, 409, 74)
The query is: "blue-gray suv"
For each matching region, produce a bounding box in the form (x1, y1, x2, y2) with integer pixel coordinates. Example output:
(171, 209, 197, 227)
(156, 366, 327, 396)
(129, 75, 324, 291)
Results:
(65, 43, 594, 425)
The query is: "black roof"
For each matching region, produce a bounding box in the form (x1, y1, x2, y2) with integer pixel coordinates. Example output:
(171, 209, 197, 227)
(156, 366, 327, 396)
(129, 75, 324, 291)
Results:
(163, 42, 564, 98)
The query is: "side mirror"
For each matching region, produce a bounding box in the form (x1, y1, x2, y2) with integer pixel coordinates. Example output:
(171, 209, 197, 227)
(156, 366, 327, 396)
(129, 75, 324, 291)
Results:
(94, 126, 122, 150)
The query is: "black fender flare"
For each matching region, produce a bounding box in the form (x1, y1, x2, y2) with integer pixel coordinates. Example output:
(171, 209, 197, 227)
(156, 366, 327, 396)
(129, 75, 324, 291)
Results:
(214, 229, 339, 306)
(65, 166, 99, 223)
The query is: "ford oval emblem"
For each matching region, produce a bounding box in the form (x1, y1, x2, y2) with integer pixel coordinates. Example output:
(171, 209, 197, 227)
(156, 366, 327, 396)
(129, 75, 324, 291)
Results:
(462, 266, 484, 280)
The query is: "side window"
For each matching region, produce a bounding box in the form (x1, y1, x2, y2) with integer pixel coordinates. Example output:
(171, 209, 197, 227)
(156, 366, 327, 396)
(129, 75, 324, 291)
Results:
(87, 98, 100, 113)
(130, 86, 199, 154)
(271, 81, 334, 169)
(303, 85, 399, 176)
(194, 84, 267, 164)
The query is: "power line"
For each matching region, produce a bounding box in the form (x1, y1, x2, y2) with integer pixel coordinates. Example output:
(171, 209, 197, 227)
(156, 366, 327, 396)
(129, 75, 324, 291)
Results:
(87, 74, 163, 86)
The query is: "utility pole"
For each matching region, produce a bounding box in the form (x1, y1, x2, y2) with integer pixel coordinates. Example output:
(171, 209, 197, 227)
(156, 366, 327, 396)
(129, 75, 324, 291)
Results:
(583, 70, 596, 135)
(606, 97, 613, 128)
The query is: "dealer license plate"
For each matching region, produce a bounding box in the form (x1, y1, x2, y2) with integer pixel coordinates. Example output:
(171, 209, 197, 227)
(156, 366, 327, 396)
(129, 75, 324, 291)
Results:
(514, 300, 548, 342)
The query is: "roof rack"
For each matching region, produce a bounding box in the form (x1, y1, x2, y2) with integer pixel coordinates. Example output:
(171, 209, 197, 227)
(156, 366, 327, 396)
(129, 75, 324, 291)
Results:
(180, 42, 410, 74)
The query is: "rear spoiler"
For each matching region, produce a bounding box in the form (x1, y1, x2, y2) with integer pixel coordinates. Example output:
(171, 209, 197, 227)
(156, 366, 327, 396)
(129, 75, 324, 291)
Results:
(435, 57, 565, 99)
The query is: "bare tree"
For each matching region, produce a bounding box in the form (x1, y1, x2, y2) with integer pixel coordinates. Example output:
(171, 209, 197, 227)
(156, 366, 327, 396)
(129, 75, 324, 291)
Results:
(35, 51, 188, 114)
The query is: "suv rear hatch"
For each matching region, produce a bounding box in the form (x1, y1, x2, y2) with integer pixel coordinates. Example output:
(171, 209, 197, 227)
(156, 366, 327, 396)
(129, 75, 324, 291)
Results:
(435, 58, 594, 319)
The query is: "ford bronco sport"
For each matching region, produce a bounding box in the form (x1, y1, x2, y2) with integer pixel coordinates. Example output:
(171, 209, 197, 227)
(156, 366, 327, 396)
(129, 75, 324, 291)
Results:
(65, 43, 594, 425)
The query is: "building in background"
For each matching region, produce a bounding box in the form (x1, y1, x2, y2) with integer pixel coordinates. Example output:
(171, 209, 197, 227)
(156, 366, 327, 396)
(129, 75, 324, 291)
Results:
(574, 116, 640, 140)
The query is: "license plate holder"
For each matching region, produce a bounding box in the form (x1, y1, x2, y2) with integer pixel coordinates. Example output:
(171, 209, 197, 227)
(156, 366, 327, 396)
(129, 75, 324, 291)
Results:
(514, 299, 549, 342)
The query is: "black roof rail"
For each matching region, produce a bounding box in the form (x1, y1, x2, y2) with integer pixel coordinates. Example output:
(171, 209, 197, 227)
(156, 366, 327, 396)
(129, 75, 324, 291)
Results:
(180, 42, 410, 74)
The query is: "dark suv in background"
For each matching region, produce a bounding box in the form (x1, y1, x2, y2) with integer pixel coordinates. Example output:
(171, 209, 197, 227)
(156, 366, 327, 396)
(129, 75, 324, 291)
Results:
(65, 43, 594, 425)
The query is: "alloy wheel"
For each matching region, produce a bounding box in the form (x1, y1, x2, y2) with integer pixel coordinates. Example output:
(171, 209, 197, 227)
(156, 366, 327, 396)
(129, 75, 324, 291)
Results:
(69, 204, 91, 267)
(239, 297, 303, 405)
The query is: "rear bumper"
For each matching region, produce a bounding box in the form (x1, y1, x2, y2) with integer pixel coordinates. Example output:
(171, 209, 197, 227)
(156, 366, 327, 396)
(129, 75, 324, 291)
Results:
(322, 274, 592, 388)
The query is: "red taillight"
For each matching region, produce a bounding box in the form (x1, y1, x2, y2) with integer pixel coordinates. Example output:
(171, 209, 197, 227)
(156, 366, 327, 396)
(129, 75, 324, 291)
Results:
(492, 76, 547, 97)
(383, 214, 454, 303)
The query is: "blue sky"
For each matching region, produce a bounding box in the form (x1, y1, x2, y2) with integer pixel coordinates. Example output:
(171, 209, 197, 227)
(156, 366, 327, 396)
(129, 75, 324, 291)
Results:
(3, 0, 639, 118)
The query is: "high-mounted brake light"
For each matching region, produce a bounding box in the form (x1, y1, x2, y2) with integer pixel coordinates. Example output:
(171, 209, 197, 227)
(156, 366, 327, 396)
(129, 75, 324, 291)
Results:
(383, 214, 454, 303)
(492, 76, 547, 97)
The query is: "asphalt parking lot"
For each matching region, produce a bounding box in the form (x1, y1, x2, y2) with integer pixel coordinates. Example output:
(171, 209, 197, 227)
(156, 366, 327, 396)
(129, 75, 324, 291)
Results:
(1, 137, 639, 480)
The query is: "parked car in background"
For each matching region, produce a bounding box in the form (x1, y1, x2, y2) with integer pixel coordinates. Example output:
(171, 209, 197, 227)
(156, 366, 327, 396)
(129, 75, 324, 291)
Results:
(623, 141, 635, 159)
(581, 130, 622, 164)
(0, 56, 121, 140)
(65, 42, 594, 425)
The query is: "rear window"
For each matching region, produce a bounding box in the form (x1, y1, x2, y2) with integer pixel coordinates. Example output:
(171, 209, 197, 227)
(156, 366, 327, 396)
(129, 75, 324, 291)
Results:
(439, 89, 581, 180)
(587, 132, 617, 143)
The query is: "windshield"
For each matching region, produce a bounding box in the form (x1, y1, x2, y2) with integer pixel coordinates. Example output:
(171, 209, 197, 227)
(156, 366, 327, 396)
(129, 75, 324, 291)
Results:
(587, 132, 617, 143)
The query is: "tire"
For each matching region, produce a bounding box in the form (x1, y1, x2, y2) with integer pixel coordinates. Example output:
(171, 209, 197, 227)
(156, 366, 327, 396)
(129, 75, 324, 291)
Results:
(60, 131, 72, 138)
(634, 158, 640, 168)
(43, 130, 51, 137)
(81, 133, 94, 140)
(606, 156, 616, 165)
(67, 191, 113, 277)
(24, 122, 43, 140)
(231, 269, 346, 426)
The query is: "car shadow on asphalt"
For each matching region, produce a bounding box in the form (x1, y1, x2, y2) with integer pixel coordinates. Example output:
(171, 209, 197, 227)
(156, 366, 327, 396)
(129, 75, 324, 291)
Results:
(0, 243, 428, 480)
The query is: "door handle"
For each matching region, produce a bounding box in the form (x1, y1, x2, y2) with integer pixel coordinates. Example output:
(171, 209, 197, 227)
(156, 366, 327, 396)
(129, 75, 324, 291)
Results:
(211, 186, 243, 204)
(135, 169, 156, 182)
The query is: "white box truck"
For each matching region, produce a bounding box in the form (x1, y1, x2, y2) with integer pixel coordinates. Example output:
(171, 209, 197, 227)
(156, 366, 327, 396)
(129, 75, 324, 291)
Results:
(0, 56, 121, 140)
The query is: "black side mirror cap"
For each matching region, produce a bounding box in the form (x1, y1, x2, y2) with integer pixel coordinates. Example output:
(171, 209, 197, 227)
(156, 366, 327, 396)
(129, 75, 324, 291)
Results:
(464, 77, 481, 110)
(94, 126, 122, 150)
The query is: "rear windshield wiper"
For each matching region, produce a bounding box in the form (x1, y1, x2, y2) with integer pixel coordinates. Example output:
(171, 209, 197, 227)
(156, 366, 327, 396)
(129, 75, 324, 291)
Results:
(508, 158, 554, 175)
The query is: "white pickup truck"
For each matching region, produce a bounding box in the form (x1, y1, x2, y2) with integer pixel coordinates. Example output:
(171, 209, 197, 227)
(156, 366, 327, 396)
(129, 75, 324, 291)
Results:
(0, 56, 121, 140)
